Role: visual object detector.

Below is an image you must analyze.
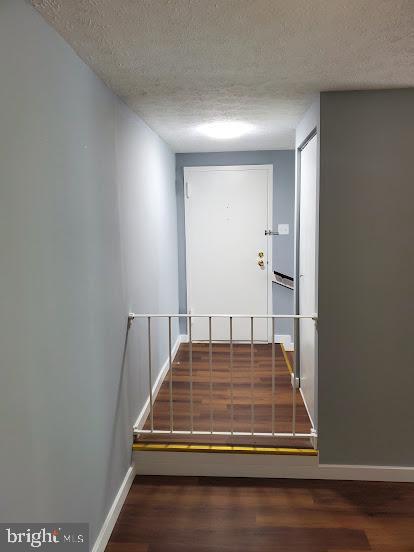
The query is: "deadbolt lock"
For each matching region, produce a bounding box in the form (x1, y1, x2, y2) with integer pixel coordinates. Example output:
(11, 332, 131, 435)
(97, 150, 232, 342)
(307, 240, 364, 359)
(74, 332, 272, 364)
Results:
(258, 251, 264, 258)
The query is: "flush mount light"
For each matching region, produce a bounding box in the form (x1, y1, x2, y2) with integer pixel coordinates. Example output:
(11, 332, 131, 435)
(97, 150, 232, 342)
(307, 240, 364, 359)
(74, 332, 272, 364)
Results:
(197, 121, 255, 140)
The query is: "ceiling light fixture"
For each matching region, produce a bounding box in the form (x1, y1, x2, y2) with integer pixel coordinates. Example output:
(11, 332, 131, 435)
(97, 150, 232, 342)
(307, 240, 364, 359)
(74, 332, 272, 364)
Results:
(197, 121, 255, 140)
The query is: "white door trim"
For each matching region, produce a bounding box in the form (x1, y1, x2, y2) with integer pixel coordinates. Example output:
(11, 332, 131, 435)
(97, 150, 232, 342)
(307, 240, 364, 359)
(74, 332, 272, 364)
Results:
(183, 165, 273, 341)
(298, 134, 318, 427)
(295, 128, 319, 428)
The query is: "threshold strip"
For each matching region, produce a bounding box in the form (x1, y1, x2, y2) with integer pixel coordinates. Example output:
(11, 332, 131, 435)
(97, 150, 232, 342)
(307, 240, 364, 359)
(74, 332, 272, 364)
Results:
(133, 443, 318, 456)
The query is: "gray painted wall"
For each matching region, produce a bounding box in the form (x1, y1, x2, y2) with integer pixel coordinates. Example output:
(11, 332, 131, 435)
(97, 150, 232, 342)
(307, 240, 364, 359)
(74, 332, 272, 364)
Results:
(117, 101, 180, 426)
(318, 89, 414, 466)
(0, 0, 179, 547)
(176, 151, 295, 338)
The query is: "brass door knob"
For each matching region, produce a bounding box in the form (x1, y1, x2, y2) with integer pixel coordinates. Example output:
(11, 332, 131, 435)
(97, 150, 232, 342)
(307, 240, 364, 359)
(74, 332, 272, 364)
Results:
(258, 259, 265, 268)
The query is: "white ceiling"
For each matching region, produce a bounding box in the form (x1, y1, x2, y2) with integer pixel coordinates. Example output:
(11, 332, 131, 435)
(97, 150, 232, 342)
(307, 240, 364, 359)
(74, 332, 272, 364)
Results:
(32, 0, 414, 152)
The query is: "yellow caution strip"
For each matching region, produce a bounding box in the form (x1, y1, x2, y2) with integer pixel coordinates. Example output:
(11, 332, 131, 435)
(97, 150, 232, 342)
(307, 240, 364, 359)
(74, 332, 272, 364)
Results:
(280, 342, 293, 375)
(133, 443, 318, 456)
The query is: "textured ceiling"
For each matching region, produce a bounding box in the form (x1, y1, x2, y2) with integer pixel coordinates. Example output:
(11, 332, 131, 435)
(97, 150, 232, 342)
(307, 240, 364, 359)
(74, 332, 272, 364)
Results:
(32, 0, 414, 152)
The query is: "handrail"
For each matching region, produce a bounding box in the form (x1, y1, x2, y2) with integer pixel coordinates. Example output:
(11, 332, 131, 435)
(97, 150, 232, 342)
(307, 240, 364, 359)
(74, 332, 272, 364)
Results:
(131, 312, 318, 446)
(129, 313, 317, 320)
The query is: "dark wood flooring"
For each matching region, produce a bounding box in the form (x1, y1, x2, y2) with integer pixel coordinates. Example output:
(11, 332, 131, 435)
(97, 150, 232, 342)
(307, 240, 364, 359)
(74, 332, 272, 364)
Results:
(137, 343, 312, 448)
(107, 476, 414, 551)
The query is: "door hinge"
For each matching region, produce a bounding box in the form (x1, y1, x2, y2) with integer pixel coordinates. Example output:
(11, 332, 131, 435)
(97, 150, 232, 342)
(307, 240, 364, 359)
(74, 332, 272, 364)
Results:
(185, 181, 191, 199)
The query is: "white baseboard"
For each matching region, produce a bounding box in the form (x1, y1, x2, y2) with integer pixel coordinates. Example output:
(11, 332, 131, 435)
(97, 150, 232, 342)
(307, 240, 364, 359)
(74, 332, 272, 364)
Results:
(134, 451, 318, 478)
(300, 387, 316, 431)
(317, 463, 414, 482)
(133, 451, 414, 482)
(275, 334, 294, 351)
(133, 334, 183, 431)
(92, 464, 136, 552)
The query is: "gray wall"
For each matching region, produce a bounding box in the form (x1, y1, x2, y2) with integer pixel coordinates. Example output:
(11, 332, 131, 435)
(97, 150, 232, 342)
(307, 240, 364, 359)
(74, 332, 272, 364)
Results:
(0, 0, 179, 547)
(318, 89, 414, 466)
(117, 101, 180, 424)
(176, 151, 295, 338)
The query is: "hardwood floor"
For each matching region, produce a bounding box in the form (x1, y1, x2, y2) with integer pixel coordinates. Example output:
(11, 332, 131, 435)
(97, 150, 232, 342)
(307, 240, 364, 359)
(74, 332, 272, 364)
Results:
(107, 476, 414, 551)
(137, 342, 313, 447)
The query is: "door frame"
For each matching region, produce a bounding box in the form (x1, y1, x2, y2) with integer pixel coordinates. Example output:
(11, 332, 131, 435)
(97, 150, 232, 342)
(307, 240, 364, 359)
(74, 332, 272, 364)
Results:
(294, 129, 319, 429)
(183, 164, 274, 342)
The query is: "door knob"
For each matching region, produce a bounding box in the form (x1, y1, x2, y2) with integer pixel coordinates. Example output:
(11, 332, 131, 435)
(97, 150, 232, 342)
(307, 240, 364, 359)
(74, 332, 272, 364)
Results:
(258, 259, 265, 268)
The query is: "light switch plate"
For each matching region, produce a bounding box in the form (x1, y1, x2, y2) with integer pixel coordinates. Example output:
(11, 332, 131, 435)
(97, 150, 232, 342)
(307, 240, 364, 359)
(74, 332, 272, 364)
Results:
(278, 223, 289, 235)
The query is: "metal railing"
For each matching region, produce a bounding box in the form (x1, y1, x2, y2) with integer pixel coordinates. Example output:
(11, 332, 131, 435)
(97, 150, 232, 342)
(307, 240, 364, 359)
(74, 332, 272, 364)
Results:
(129, 313, 317, 442)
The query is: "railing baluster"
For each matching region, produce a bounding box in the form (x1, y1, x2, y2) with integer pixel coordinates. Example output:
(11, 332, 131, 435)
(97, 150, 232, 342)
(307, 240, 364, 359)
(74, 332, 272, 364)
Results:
(148, 316, 153, 432)
(250, 317, 255, 435)
(209, 316, 213, 434)
(292, 380, 297, 436)
(230, 316, 234, 435)
(189, 316, 194, 433)
(292, 318, 300, 436)
(271, 317, 275, 436)
(127, 313, 317, 442)
(292, 318, 297, 437)
(168, 316, 173, 433)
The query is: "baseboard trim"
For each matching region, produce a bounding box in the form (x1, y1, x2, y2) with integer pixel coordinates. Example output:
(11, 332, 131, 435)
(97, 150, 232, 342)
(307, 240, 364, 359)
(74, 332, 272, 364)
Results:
(134, 450, 319, 478)
(92, 464, 136, 552)
(133, 451, 414, 481)
(133, 334, 183, 431)
(299, 387, 316, 432)
(317, 463, 414, 482)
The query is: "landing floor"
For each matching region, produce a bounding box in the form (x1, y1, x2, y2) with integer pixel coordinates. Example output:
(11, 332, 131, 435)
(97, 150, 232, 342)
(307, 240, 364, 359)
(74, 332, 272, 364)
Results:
(136, 342, 313, 448)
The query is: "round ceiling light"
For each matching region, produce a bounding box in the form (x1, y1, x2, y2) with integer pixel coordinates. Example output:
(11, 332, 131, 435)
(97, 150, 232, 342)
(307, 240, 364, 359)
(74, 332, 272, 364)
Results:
(196, 121, 255, 140)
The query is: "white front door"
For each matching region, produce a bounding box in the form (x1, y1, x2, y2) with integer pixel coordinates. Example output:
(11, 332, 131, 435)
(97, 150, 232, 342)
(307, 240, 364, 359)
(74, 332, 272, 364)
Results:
(299, 134, 318, 427)
(184, 165, 273, 341)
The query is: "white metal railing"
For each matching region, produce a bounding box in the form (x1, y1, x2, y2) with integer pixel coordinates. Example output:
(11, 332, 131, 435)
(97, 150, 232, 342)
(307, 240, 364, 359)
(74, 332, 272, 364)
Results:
(128, 313, 317, 442)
